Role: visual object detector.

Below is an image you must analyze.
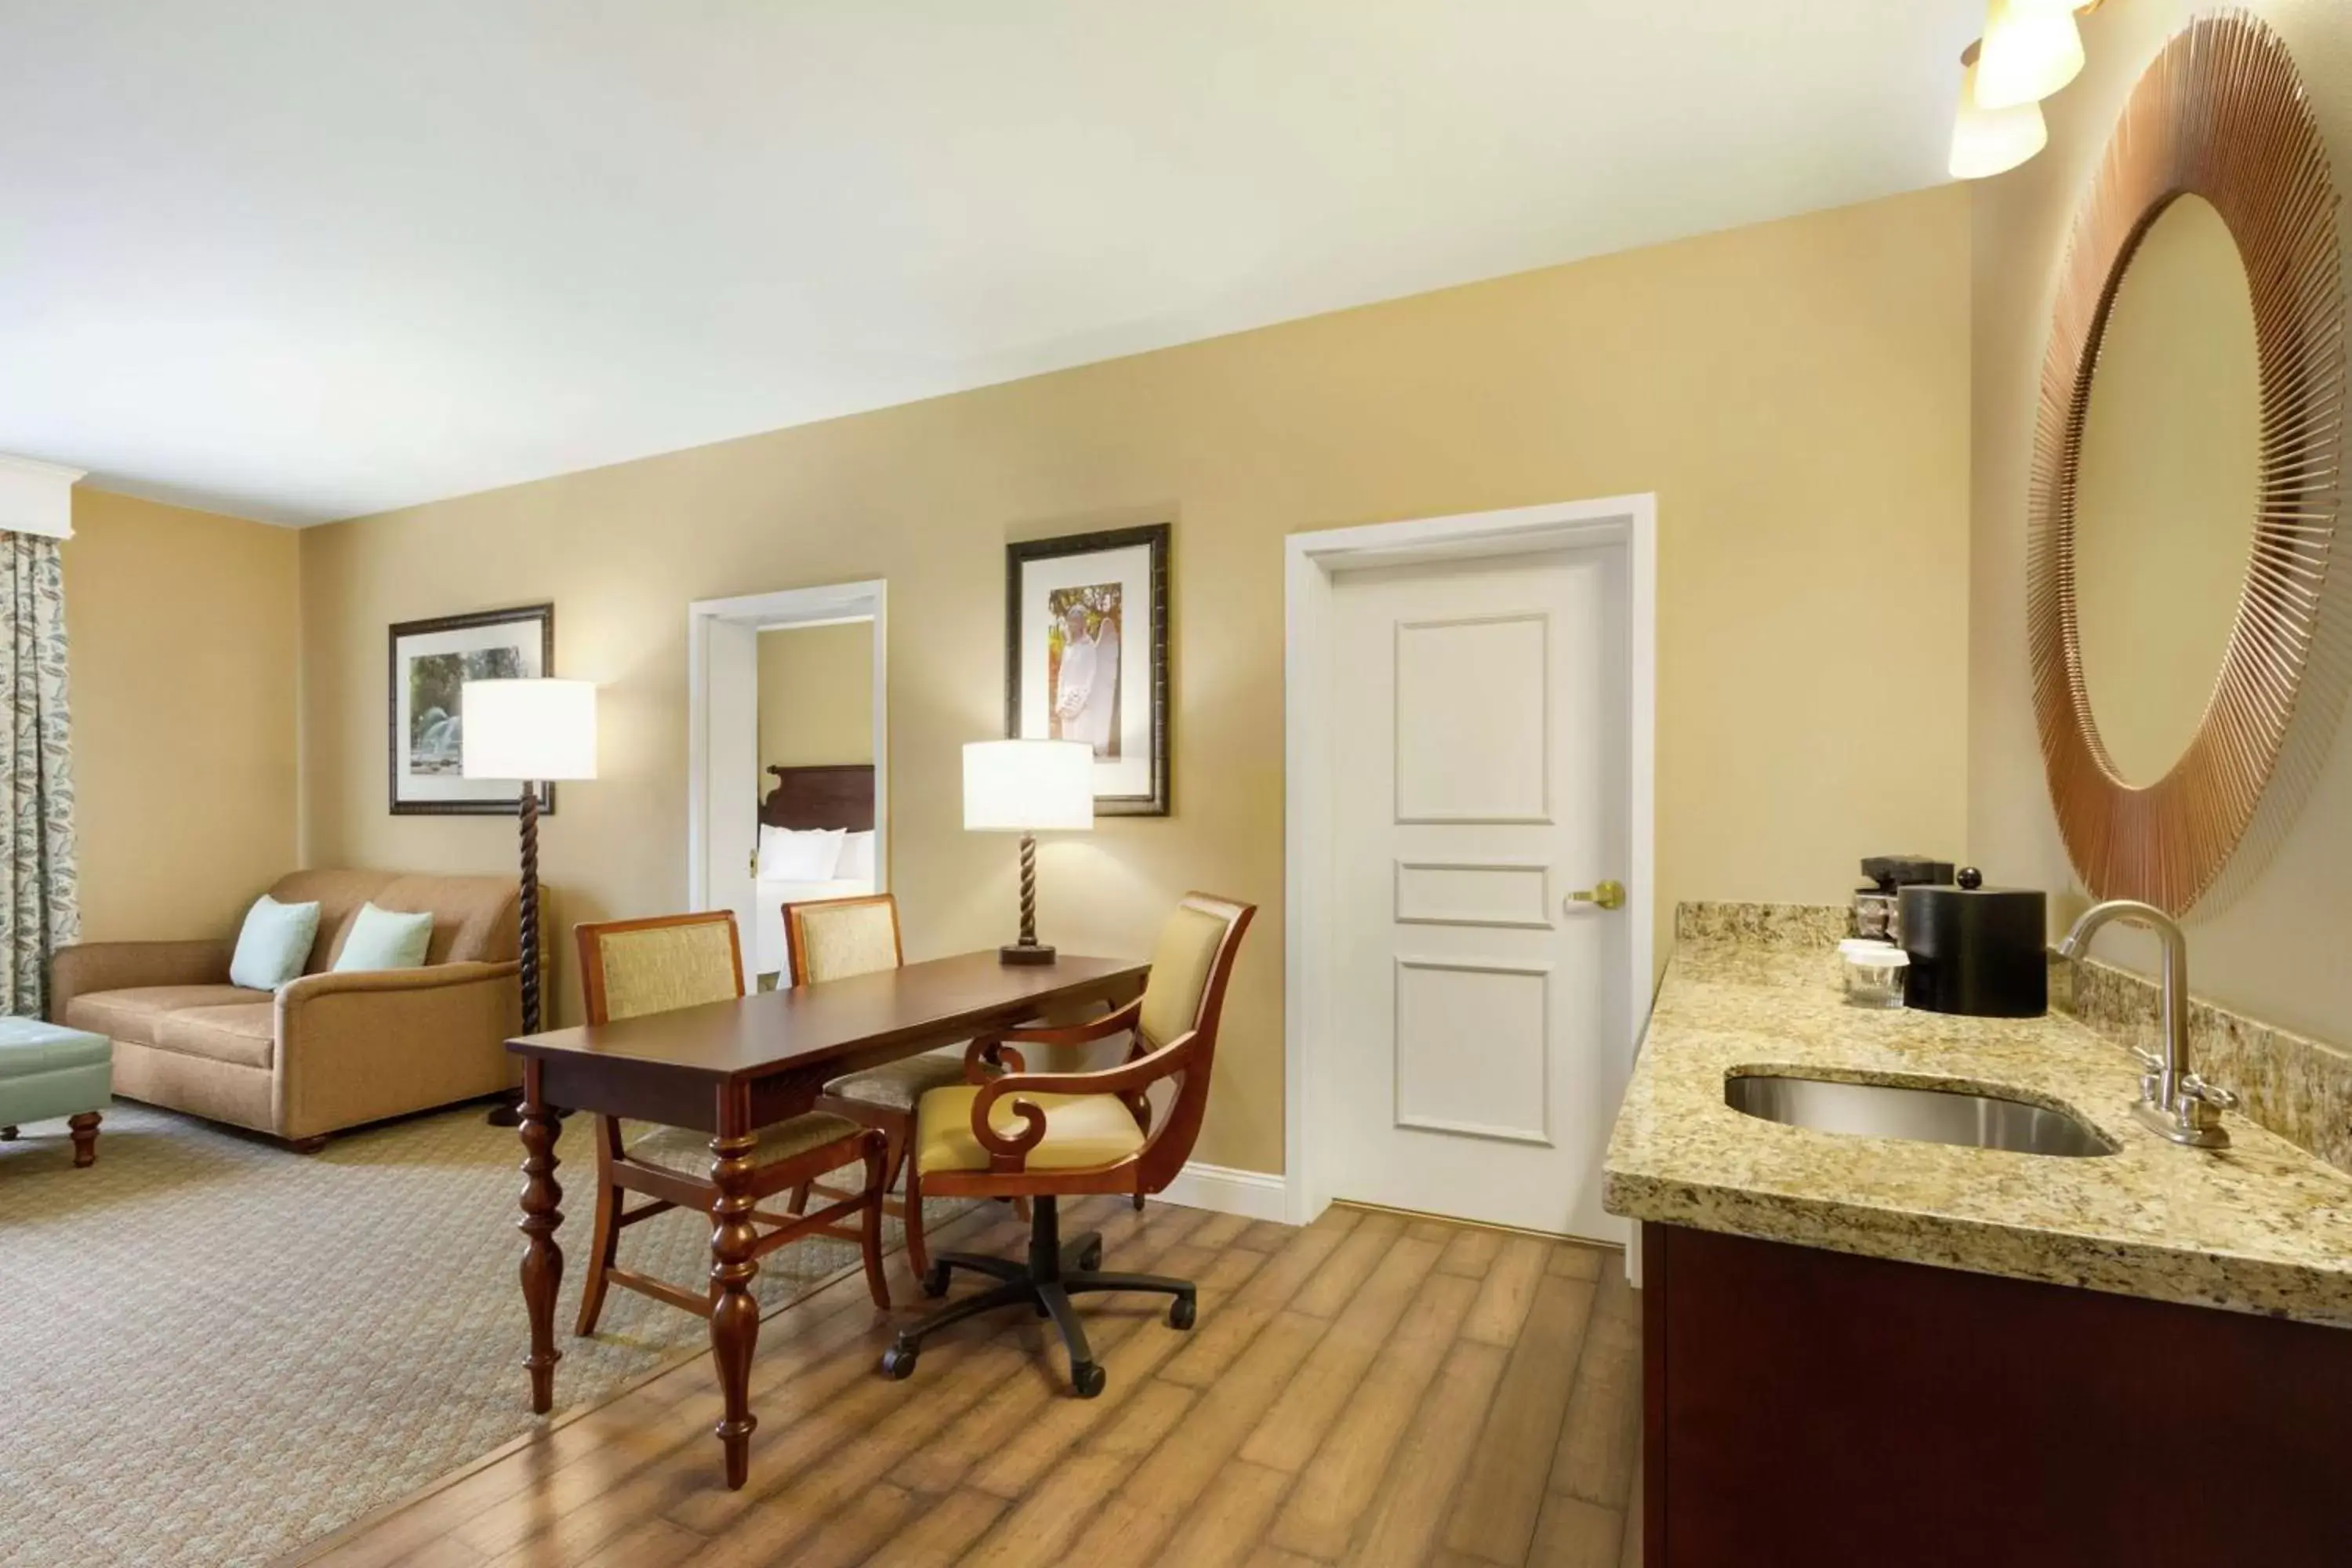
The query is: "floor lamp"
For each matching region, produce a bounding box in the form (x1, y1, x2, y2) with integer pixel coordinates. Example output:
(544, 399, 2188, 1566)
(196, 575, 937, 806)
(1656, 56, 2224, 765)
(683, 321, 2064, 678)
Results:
(463, 678, 598, 1122)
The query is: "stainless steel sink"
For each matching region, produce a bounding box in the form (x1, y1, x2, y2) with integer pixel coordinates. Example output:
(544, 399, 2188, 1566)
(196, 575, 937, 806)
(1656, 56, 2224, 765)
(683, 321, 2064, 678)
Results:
(1725, 1073, 2118, 1157)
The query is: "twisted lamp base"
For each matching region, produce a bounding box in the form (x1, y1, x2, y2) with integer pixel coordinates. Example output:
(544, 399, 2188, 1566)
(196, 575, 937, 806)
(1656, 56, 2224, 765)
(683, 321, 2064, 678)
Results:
(1001, 830, 1055, 965)
(485, 781, 545, 1126)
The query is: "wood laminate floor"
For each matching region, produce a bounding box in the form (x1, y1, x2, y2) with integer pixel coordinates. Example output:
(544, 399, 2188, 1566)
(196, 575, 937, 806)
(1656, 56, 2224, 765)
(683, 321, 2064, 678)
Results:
(302, 1197, 1642, 1568)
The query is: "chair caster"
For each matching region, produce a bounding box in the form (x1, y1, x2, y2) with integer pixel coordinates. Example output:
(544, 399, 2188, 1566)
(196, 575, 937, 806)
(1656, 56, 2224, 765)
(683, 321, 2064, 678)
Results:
(880, 1341, 919, 1380)
(1078, 1240, 1104, 1272)
(920, 1263, 951, 1299)
(1070, 1360, 1107, 1399)
(1168, 1294, 1196, 1330)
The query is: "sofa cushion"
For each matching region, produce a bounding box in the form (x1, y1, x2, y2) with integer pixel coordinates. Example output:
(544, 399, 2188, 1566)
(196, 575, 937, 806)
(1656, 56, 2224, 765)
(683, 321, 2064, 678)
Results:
(270, 870, 398, 975)
(370, 875, 521, 966)
(153, 1004, 278, 1070)
(62, 985, 272, 1049)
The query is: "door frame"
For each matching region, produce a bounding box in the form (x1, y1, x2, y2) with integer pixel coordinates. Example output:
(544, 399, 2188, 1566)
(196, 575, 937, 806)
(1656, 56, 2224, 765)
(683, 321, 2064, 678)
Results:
(1283, 495, 1656, 1232)
(686, 578, 889, 913)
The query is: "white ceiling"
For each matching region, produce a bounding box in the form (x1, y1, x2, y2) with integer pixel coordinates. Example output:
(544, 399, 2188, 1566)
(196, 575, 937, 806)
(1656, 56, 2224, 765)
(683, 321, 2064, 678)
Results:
(0, 2, 1984, 525)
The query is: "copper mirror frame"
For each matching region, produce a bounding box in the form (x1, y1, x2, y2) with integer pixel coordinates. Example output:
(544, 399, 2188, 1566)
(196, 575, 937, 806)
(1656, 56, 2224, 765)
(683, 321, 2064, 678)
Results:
(2028, 11, 2345, 914)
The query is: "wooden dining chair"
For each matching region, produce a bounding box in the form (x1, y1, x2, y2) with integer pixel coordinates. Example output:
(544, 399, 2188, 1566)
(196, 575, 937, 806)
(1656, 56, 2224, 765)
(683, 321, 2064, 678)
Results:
(780, 892, 995, 1282)
(877, 891, 1256, 1397)
(571, 910, 891, 1338)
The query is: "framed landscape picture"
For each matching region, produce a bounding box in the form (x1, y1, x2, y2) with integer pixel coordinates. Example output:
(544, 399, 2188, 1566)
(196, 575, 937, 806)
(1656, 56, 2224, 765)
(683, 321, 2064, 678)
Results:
(1005, 524, 1170, 816)
(387, 603, 557, 815)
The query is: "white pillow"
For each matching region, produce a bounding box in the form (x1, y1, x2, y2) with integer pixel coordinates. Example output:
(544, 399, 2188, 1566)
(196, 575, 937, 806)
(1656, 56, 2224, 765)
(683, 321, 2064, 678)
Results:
(760, 826, 846, 880)
(755, 825, 790, 875)
(837, 829, 877, 882)
(229, 895, 321, 990)
(332, 902, 435, 972)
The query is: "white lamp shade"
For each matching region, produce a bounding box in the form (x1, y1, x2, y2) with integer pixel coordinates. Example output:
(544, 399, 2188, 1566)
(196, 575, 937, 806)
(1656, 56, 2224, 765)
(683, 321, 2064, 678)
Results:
(460, 679, 599, 781)
(1976, 0, 2085, 111)
(964, 739, 1094, 833)
(1950, 56, 2049, 179)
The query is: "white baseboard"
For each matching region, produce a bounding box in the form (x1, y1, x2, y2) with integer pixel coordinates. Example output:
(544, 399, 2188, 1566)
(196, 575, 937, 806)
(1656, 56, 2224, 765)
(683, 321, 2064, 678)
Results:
(1156, 1160, 1290, 1223)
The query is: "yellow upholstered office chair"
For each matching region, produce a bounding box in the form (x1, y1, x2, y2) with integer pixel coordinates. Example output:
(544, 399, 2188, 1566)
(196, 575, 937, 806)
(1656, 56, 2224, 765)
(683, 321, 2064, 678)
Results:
(572, 911, 891, 1336)
(878, 892, 1256, 1397)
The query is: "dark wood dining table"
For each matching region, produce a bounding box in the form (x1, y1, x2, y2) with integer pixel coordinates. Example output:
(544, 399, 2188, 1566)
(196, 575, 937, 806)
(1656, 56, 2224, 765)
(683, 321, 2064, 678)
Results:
(505, 949, 1149, 1480)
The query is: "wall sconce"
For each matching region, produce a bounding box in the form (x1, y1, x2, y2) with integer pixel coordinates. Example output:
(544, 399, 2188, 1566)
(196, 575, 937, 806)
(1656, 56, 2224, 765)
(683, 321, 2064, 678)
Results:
(1950, 39, 2049, 180)
(1977, 0, 2088, 110)
(1948, 1, 2104, 181)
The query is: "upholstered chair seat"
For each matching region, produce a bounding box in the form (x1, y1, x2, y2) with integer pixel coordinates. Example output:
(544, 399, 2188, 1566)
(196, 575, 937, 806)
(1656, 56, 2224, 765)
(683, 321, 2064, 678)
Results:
(914, 1087, 1148, 1176)
(826, 1051, 967, 1112)
(622, 1112, 868, 1178)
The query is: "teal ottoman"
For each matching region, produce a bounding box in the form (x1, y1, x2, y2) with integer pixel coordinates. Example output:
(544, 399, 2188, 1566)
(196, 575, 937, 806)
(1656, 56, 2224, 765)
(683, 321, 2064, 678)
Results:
(0, 1017, 112, 1167)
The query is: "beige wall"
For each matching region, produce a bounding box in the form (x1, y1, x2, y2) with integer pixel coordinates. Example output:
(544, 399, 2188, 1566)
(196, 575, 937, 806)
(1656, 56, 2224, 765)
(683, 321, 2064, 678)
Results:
(64, 489, 299, 941)
(299, 185, 1973, 1174)
(757, 620, 874, 777)
(1969, 2, 2352, 1043)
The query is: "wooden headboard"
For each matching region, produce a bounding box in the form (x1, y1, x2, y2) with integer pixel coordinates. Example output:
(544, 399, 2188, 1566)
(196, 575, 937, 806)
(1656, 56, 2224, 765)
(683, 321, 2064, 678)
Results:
(760, 764, 875, 832)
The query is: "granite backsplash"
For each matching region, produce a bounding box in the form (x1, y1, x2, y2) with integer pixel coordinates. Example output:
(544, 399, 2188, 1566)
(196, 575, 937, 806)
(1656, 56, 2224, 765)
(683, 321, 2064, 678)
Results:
(1673, 901, 1855, 950)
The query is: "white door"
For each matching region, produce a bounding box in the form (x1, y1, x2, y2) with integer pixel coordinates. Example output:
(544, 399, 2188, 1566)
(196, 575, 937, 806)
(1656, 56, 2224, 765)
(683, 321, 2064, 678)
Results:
(1327, 543, 1632, 1240)
(704, 619, 761, 944)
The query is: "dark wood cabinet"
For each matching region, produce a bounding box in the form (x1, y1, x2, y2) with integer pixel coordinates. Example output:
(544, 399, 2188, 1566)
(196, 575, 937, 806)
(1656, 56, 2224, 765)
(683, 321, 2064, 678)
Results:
(1642, 1222, 2352, 1566)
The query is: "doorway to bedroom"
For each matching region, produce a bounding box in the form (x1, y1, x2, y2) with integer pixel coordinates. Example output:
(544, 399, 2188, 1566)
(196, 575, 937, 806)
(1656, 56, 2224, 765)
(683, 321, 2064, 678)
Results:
(686, 579, 887, 985)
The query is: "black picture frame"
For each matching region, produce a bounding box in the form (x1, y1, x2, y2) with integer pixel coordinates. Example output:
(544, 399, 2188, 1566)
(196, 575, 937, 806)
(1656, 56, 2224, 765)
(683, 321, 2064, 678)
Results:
(387, 602, 557, 816)
(1005, 523, 1171, 816)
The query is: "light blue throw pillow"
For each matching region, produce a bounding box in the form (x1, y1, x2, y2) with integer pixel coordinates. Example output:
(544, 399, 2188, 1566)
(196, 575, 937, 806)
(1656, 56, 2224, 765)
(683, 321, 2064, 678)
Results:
(229, 895, 321, 990)
(332, 902, 436, 973)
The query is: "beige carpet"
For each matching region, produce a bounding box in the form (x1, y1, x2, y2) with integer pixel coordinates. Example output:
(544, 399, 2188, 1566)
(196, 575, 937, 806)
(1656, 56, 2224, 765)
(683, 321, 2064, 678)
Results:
(0, 1100, 964, 1568)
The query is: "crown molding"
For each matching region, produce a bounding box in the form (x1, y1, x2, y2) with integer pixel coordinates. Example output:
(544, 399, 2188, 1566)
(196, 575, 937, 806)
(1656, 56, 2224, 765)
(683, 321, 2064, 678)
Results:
(0, 454, 86, 539)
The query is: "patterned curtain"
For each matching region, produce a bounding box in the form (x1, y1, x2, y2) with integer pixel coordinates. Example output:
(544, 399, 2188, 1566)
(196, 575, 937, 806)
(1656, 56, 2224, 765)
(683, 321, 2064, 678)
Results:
(0, 532, 78, 1014)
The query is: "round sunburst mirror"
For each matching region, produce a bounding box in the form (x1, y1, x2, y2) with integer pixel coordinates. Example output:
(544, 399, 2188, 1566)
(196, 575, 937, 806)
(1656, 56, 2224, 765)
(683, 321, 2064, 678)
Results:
(2028, 9, 2346, 914)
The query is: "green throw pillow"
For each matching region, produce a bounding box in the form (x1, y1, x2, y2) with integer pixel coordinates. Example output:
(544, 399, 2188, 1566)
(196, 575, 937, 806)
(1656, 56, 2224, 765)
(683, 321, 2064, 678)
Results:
(229, 895, 321, 990)
(332, 902, 436, 973)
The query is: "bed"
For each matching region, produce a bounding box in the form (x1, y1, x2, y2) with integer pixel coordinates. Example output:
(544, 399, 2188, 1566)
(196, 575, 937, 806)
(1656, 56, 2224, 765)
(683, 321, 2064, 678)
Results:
(753, 763, 877, 978)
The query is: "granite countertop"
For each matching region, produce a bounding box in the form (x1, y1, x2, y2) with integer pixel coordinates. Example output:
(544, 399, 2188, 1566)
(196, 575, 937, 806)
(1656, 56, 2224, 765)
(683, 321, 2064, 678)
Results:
(1604, 938, 2352, 1329)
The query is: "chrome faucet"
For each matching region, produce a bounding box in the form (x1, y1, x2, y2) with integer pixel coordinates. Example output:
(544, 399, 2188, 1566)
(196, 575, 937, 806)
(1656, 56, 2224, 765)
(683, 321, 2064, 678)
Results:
(2056, 899, 2238, 1149)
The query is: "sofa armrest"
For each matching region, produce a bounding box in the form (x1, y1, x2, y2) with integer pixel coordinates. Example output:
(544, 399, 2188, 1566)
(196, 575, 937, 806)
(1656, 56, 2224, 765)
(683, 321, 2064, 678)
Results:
(49, 940, 233, 1021)
(278, 960, 521, 1006)
(275, 960, 524, 1138)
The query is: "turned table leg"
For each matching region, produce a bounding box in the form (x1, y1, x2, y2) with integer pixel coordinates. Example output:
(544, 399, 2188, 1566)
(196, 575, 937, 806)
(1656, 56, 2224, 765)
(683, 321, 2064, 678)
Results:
(517, 1059, 564, 1414)
(708, 1090, 762, 1490)
(67, 1112, 100, 1167)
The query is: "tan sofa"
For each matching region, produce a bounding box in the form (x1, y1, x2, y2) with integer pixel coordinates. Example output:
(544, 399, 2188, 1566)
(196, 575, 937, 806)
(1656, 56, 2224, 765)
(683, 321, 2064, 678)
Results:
(49, 870, 524, 1148)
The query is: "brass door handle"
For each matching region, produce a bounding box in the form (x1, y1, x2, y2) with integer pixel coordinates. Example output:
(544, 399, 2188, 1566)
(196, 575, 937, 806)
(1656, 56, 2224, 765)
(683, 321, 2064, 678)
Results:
(1568, 880, 1627, 913)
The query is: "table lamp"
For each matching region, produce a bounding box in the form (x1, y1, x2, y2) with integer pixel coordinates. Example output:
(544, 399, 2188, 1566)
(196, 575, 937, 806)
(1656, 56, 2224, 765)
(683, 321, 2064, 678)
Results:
(463, 678, 598, 1036)
(964, 739, 1094, 964)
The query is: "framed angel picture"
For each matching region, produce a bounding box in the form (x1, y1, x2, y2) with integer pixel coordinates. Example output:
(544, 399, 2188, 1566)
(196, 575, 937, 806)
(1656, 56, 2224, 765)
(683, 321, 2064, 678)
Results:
(1004, 523, 1170, 815)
